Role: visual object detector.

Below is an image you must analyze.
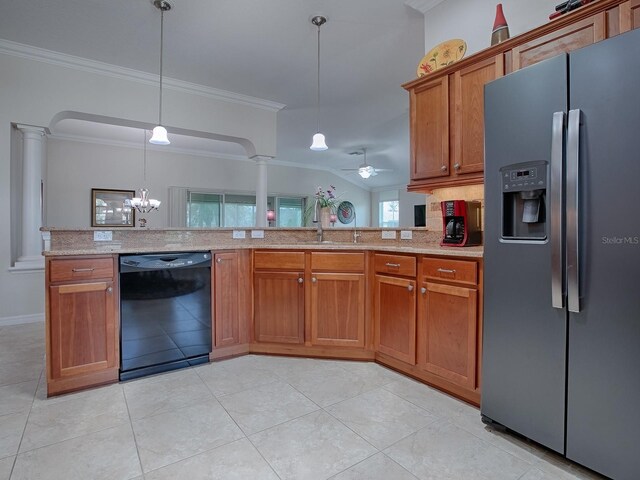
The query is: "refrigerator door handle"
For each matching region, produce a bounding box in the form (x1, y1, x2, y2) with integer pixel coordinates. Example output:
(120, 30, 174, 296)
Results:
(551, 111, 565, 309)
(567, 109, 581, 313)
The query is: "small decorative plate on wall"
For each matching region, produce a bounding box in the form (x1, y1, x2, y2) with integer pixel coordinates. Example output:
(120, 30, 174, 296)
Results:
(337, 201, 355, 224)
(417, 38, 467, 77)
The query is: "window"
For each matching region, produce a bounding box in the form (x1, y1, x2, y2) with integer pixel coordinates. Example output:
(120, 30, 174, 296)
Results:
(187, 192, 221, 227)
(276, 197, 305, 227)
(186, 191, 305, 227)
(379, 200, 399, 227)
(224, 194, 256, 227)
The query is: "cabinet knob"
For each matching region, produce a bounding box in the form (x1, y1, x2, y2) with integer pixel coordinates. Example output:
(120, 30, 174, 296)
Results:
(216, 258, 222, 263)
(312, 277, 317, 283)
(107, 287, 113, 293)
(454, 163, 460, 170)
(440, 165, 447, 172)
(407, 284, 414, 292)
(298, 277, 304, 284)
(421, 287, 426, 294)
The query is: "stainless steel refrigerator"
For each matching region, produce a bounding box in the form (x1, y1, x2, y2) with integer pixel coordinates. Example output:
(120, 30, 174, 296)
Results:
(482, 28, 640, 480)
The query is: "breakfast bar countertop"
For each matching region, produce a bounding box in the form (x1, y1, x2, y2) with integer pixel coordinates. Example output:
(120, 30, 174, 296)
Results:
(41, 227, 484, 258)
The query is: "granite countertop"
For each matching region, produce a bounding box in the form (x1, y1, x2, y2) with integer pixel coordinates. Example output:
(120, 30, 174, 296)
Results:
(42, 227, 484, 258)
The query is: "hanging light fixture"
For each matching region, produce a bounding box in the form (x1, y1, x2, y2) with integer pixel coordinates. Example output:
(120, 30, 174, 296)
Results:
(310, 15, 328, 151)
(131, 130, 161, 227)
(358, 148, 375, 178)
(149, 0, 171, 145)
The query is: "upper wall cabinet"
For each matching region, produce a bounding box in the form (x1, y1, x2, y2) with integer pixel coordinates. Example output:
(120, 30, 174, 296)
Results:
(403, 0, 638, 193)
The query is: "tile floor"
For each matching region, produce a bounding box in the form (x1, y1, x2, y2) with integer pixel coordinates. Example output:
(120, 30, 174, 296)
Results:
(0, 322, 605, 480)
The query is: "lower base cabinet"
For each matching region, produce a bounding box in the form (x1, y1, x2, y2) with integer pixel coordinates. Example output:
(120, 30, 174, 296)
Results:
(310, 272, 365, 347)
(374, 274, 417, 365)
(213, 250, 251, 351)
(417, 282, 478, 390)
(46, 256, 119, 396)
(254, 271, 305, 344)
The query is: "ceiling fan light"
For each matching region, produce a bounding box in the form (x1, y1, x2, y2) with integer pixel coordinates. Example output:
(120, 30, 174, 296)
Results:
(149, 125, 170, 145)
(310, 132, 328, 151)
(359, 165, 374, 178)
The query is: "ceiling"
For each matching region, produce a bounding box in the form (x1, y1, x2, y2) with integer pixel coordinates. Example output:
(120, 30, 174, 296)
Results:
(0, 0, 427, 189)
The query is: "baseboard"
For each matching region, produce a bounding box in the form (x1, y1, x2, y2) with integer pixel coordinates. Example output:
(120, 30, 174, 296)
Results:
(0, 313, 45, 327)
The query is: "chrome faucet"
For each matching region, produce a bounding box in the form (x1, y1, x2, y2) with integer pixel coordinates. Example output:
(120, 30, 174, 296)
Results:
(312, 193, 323, 243)
(352, 209, 361, 243)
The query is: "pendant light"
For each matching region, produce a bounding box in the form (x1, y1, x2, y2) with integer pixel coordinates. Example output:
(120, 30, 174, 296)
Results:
(131, 130, 161, 227)
(310, 15, 328, 151)
(149, 0, 171, 145)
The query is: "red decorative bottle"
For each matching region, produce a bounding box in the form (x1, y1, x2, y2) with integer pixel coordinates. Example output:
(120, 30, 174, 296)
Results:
(491, 3, 510, 46)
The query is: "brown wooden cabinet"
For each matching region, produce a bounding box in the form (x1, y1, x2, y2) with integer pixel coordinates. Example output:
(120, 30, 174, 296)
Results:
(404, 0, 631, 192)
(46, 256, 119, 396)
(309, 252, 365, 348)
(374, 254, 417, 365)
(417, 257, 481, 401)
(212, 250, 251, 356)
(509, 13, 605, 72)
(254, 251, 305, 344)
(407, 55, 502, 191)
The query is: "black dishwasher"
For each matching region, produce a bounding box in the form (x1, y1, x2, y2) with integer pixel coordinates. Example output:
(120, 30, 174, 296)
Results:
(119, 252, 212, 380)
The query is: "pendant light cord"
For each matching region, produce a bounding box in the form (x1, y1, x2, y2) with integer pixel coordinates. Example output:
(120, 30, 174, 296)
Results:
(158, 8, 164, 126)
(143, 129, 147, 183)
(316, 22, 321, 133)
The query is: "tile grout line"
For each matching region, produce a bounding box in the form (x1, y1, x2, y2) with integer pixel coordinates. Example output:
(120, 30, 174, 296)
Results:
(122, 383, 146, 478)
(195, 365, 284, 480)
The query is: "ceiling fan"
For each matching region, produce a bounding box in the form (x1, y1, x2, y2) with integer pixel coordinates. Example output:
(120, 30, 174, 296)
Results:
(341, 148, 392, 179)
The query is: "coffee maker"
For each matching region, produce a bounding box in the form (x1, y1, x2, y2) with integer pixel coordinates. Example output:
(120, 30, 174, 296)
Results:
(441, 200, 482, 246)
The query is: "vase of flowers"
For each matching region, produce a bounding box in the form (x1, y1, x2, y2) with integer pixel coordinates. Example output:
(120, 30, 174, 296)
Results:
(305, 185, 342, 226)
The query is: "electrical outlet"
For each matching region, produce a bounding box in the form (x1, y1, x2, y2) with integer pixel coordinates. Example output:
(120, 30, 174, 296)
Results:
(232, 230, 246, 239)
(381, 230, 396, 240)
(93, 231, 113, 242)
(251, 230, 265, 239)
(400, 230, 413, 240)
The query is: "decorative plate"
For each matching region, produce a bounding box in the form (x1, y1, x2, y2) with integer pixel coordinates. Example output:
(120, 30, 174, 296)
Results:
(337, 201, 355, 224)
(417, 38, 467, 77)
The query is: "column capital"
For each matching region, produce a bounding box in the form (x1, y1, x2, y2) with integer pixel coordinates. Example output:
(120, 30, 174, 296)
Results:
(251, 155, 273, 164)
(16, 124, 47, 137)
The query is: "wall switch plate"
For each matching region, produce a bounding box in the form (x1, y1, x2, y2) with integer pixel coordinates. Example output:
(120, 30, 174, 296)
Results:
(400, 230, 413, 240)
(251, 230, 265, 239)
(93, 231, 113, 242)
(232, 230, 246, 239)
(381, 230, 397, 240)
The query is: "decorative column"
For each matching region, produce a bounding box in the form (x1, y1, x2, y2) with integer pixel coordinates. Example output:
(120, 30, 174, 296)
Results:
(254, 156, 270, 228)
(15, 125, 46, 270)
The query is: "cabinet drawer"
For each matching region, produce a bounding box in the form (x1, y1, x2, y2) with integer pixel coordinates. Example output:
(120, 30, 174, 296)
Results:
(311, 252, 364, 272)
(49, 257, 114, 283)
(422, 257, 477, 286)
(254, 251, 305, 270)
(374, 254, 416, 277)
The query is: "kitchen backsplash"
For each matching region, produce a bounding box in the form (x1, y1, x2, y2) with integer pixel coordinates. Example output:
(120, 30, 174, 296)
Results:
(426, 184, 485, 231)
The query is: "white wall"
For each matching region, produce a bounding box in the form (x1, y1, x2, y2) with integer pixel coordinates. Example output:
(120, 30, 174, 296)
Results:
(423, 1, 558, 56)
(371, 187, 426, 228)
(0, 45, 279, 322)
(46, 138, 371, 229)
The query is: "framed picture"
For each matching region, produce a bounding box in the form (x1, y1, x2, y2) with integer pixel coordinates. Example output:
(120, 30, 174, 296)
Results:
(91, 188, 136, 227)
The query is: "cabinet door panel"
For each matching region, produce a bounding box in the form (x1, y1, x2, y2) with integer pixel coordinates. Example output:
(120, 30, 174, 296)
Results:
(375, 275, 416, 364)
(511, 14, 605, 71)
(411, 76, 449, 180)
(49, 281, 115, 378)
(453, 55, 503, 175)
(254, 272, 304, 344)
(419, 282, 477, 390)
(214, 252, 239, 347)
(310, 273, 365, 347)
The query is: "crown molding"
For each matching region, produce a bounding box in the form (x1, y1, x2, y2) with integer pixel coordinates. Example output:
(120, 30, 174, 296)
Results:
(403, 0, 446, 14)
(0, 39, 286, 112)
